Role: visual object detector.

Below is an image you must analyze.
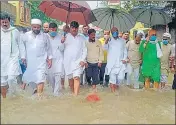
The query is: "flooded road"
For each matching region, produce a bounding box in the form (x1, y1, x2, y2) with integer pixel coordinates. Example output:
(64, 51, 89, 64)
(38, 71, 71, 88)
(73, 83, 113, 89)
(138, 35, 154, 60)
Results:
(1, 74, 175, 124)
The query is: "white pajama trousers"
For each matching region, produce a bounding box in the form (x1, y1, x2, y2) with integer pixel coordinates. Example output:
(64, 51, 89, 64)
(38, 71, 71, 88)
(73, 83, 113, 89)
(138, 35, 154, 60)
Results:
(47, 73, 61, 95)
(126, 64, 140, 89)
(109, 67, 125, 85)
(1, 75, 18, 94)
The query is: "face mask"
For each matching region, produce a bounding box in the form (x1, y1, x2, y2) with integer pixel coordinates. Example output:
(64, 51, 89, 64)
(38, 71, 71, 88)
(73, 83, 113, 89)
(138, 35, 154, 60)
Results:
(33, 30, 40, 35)
(104, 35, 110, 39)
(49, 31, 57, 37)
(162, 40, 169, 45)
(112, 31, 118, 38)
(150, 35, 157, 41)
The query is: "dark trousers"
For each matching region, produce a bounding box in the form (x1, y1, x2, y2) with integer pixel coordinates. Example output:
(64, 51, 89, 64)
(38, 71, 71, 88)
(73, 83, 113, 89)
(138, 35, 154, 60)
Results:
(85, 69, 91, 84)
(99, 63, 109, 84)
(86, 63, 99, 85)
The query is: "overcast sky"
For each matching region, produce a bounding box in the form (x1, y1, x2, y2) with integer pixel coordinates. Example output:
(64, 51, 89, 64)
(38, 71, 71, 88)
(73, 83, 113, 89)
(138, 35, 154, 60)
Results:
(86, 1, 105, 10)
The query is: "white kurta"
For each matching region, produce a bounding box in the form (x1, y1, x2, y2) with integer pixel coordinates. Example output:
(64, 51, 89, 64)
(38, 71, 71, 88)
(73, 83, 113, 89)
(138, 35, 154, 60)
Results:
(63, 33, 87, 78)
(1, 26, 25, 85)
(104, 37, 127, 83)
(47, 34, 64, 94)
(171, 44, 175, 57)
(22, 31, 52, 84)
(47, 34, 64, 74)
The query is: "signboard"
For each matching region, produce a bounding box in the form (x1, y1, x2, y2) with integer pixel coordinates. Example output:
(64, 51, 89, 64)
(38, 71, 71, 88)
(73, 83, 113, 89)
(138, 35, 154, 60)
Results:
(19, 1, 31, 25)
(26, 8, 30, 24)
(108, 0, 120, 6)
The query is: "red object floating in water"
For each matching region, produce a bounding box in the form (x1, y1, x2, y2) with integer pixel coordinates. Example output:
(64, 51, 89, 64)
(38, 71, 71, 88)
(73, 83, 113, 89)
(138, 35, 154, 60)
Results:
(86, 93, 100, 102)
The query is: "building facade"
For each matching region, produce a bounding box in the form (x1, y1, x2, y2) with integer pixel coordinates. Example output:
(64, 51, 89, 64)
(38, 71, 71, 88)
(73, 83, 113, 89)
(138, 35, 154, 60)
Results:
(8, 1, 31, 28)
(1, 2, 16, 26)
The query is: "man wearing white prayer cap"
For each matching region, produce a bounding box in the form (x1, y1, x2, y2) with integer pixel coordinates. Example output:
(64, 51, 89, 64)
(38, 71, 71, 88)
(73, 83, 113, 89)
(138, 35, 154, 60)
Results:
(160, 32, 172, 89)
(137, 30, 146, 40)
(21, 18, 53, 97)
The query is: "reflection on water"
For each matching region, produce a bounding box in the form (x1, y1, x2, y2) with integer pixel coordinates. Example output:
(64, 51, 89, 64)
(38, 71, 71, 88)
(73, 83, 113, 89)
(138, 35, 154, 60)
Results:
(1, 75, 175, 124)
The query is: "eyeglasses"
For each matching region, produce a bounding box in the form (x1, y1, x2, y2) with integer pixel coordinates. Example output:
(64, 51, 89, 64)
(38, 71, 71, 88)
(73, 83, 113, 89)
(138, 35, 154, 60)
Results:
(152, 34, 156, 36)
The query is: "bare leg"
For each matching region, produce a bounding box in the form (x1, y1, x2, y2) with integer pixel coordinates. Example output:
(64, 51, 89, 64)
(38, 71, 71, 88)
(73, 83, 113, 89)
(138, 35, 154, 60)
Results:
(110, 83, 115, 92)
(160, 82, 165, 89)
(21, 82, 26, 90)
(153, 81, 159, 89)
(61, 78, 65, 89)
(145, 78, 150, 89)
(37, 82, 44, 96)
(92, 84, 97, 93)
(73, 77, 80, 96)
(69, 78, 74, 93)
(1, 86, 7, 98)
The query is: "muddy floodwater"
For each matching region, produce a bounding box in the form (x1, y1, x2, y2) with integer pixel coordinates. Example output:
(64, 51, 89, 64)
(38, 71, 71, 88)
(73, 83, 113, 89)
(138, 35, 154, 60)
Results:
(1, 74, 175, 124)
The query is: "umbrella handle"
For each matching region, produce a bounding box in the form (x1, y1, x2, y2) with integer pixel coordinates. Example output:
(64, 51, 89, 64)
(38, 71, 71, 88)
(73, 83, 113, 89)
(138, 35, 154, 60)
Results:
(66, 2, 71, 25)
(64, 32, 67, 37)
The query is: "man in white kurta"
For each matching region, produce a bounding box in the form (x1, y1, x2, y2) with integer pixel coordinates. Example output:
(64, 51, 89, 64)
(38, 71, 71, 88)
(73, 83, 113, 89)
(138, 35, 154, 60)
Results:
(104, 27, 127, 92)
(1, 14, 26, 98)
(22, 19, 52, 96)
(61, 21, 87, 96)
(47, 23, 64, 96)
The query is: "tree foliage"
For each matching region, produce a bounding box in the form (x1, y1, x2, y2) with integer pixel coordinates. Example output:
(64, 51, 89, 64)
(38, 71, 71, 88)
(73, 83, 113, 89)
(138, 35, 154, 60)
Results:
(165, 1, 176, 29)
(30, 0, 63, 26)
(101, 0, 166, 12)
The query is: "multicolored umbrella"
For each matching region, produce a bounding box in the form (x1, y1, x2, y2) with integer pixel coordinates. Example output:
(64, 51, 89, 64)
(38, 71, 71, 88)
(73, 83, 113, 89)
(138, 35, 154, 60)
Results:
(38, 1, 97, 25)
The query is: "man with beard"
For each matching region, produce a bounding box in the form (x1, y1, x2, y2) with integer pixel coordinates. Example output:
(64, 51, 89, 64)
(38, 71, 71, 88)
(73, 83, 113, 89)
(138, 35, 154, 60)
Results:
(126, 34, 142, 89)
(85, 29, 104, 92)
(1, 14, 26, 98)
(61, 21, 87, 96)
(43, 22, 49, 33)
(21, 19, 52, 97)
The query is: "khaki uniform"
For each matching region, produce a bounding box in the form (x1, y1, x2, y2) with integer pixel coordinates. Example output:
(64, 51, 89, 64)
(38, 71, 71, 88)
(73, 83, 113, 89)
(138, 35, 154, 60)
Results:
(126, 40, 142, 69)
(126, 40, 142, 88)
(161, 43, 172, 76)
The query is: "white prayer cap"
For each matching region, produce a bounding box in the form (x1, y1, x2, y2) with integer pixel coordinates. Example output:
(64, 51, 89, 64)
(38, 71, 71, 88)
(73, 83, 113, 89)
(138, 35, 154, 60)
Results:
(31, 19, 42, 25)
(163, 32, 171, 39)
(137, 30, 145, 35)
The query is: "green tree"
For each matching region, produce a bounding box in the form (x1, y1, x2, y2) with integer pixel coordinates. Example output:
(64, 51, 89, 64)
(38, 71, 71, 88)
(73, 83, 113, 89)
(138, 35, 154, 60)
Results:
(30, 0, 63, 26)
(165, 1, 176, 29)
(101, 0, 166, 12)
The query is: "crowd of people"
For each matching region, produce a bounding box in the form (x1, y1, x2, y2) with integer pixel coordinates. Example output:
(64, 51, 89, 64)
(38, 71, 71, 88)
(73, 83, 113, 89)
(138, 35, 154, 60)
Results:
(1, 14, 175, 99)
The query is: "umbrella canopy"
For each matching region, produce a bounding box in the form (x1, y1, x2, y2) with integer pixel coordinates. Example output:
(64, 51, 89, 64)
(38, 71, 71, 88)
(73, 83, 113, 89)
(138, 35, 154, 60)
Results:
(91, 8, 136, 31)
(129, 6, 172, 27)
(38, 1, 97, 25)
